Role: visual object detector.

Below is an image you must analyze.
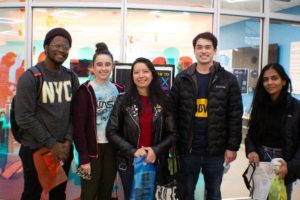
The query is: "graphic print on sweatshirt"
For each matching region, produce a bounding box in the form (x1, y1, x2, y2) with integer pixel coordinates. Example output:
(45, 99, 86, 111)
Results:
(41, 80, 72, 103)
(91, 81, 119, 143)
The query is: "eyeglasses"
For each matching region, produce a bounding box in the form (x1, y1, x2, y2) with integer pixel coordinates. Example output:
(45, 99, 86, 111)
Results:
(49, 44, 70, 51)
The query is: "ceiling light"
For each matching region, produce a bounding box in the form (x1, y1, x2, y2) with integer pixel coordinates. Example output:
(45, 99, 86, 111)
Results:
(35, 9, 47, 13)
(182, 12, 190, 16)
(149, 11, 161, 17)
(0, 17, 23, 24)
(50, 10, 87, 19)
(226, 0, 249, 3)
(0, 30, 19, 36)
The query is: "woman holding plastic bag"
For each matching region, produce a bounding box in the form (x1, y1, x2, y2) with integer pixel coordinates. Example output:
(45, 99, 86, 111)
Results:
(245, 63, 300, 200)
(106, 57, 176, 200)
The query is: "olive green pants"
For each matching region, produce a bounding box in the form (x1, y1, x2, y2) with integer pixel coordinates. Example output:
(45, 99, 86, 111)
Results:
(80, 143, 117, 200)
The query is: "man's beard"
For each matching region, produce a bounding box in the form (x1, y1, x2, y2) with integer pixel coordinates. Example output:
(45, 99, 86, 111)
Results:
(48, 55, 64, 66)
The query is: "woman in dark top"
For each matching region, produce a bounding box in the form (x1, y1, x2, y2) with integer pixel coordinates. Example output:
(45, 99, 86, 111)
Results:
(106, 57, 176, 200)
(245, 63, 300, 200)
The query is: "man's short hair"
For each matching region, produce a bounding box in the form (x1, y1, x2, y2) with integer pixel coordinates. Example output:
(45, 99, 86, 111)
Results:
(43, 27, 72, 48)
(192, 32, 218, 50)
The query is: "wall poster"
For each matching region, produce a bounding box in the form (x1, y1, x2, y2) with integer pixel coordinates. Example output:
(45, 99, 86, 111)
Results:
(233, 68, 249, 94)
(113, 63, 174, 93)
(290, 41, 300, 94)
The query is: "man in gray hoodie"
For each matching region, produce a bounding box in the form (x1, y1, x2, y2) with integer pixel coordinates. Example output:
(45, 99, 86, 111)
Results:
(15, 27, 79, 200)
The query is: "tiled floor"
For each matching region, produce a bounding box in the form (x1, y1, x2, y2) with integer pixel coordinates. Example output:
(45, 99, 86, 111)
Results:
(0, 145, 299, 200)
(193, 144, 300, 200)
(221, 145, 300, 200)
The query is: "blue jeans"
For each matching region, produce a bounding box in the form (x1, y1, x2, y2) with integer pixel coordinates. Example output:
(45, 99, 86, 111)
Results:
(180, 153, 224, 200)
(257, 145, 293, 200)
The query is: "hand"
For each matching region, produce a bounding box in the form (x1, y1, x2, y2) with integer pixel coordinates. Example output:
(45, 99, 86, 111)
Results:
(80, 163, 91, 175)
(77, 163, 92, 180)
(248, 152, 260, 166)
(134, 148, 147, 157)
(50, 142, 68, 161)
(64, 139, 72, 148)
(276, 160, 288, 179)
(143, 147, 156, 163)
(63, 139, 72, 158)
(224, 150, 237, 165)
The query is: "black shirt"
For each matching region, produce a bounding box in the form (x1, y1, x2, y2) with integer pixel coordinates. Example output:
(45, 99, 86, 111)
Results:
(261, 94, 287, 148)
(192, 72, 211, 153)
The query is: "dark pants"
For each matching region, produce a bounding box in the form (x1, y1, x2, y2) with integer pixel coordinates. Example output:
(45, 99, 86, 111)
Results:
(180, 153, 224, 200)
(118, 163, 134, 200)
(257, 145, 293, 200)
(19, 145, 73, 200)
(80, 143, 117, 200)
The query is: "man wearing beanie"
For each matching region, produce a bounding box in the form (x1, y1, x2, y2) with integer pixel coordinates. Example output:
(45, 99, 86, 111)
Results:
(15, 27, 79, 200)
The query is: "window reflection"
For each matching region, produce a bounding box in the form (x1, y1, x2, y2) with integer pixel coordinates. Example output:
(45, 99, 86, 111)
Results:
(32, 8, 121, 83)
(127, 9, 212, 73)
(0, 8, 25, 109)
(0, 0, 20, 2)
(219, 15, 261, 112)
(0, 9, 25, 185)
(270, 0, 300, 16)
(128, 0, 212, 8)
(269, 20, 300, 95)
(220, 0, 261, 12)
(33, 0, 121, 2)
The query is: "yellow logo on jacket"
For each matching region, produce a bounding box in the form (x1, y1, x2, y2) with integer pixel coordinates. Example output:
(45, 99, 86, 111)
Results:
(195, 98, 208, 118)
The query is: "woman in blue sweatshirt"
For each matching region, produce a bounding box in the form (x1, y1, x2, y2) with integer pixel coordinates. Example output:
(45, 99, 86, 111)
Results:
(72, 42, 123, 200)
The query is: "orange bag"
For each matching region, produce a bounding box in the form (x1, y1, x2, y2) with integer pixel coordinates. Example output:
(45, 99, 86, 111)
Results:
(33, 147, 67, 192)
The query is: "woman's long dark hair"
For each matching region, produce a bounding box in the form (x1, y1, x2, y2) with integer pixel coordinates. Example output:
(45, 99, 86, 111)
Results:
(123, 57, 170, 112)
(249, 63, 292, 140)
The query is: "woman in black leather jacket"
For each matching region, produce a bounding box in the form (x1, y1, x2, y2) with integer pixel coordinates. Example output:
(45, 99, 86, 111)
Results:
(245, 63, 300, 200)
(106, 57, 176, 200)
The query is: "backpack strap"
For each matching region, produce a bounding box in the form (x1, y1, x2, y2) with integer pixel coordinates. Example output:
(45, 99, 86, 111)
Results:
(65, 67, 77, 92)
(10, 65, 43, 143)
(28, 65, 43, 98)
(66, 68, 75, 84)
